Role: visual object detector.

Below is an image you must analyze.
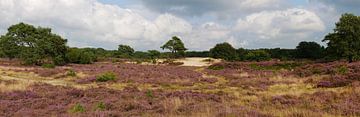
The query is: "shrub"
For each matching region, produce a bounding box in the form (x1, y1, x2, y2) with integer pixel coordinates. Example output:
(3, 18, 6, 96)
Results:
(69, 103, 85, 113)
(66, 70, 77, 77)
(336, 65, 348, 75)
(96, 72, 117, 82)
(41, 64, 55, 69)
(66, 48, 97, 64)
(94, 102, 106, 111)
(208, 64, 225, 70)
(210, 42, 237, 61)
(245, 50, 271, 62)
(146, 90, 154, 98)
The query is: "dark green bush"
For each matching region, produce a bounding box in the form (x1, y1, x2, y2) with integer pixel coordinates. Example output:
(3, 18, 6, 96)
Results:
(66, 48, 97, 64)
(210, 42, 237, 61)
(96, 72, 117, 82)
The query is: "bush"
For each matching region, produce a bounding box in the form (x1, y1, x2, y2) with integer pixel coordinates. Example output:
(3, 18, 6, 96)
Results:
(66, 48, 97, 64)
(96, 72, 117, 82)
(41, 64, 56, 69)
(94, 102, 106, 111)
(69, 103, 85, 113)
(210, 42, 237, 61)
(66, 69, 77, 77)
(208, 64, 225, 70)
(146, 90, 154, 98)
(245, 50, 271, 62)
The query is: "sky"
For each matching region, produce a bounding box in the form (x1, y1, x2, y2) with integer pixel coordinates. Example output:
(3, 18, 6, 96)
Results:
(0, 0, 359, 51)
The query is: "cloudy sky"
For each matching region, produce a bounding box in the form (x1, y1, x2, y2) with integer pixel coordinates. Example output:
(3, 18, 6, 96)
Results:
(0, 0, 359, 51)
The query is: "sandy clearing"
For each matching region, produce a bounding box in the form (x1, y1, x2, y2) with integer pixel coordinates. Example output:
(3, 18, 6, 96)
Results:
(174, 57, 221, 67)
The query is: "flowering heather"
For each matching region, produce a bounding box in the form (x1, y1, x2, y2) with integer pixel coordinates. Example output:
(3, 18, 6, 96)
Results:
(1, 60, 360, 116)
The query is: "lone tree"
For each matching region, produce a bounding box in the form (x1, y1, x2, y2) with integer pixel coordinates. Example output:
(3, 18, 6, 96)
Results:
(323, 13, 360, 62)
(161, 36, 187, 58)
(0, 23, 68, 65)
(209, 42, 237, 61)
(296, 41, 324, 60)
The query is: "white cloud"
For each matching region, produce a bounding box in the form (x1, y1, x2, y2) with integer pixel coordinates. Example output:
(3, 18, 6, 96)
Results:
(0, 0, 192, 50)
(233, 8, 325, 48)
(0, 0, 333, 50)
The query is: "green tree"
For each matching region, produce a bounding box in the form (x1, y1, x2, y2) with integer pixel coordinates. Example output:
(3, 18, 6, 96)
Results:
(323, 13, 360, 62)
(296, 41, 324, 60)
(0, 23, 68, 65)
(209, 42, 237, 61)
(148, 50, 161, 63)
(245, 50, 271, 62)
(161, 36, 187, 58)
(0, 36, 20, 59)
(118, 44, 134, 58)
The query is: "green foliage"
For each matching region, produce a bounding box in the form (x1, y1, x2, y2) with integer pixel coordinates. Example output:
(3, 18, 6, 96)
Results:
(118, 44, 134, 58)
(185, 51, 209, 57)
(208, 64, 225, 70)
(161, 36, 187, 58)
(266, 48, 296, 60)
(94, 102, 106, 111)
(66, 69, 77, 77)
(148, 50, 161, 63)
(66, 48, 96, 64)
(0, 23, 68, 65)
(70, 103, 85, 113)
(296, 41, 324, 59)
(210, 42, 237, 61)
(146, 90, 154, 98)
(96, 72, 117, 82)
(336, 66, 348, 75)
(245, 50, 271, 62)
(41, 64, 56, 69)
(323, 13, 360, 62)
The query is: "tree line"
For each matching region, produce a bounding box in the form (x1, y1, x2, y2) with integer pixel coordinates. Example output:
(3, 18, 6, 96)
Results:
(0, 13, 359, 66)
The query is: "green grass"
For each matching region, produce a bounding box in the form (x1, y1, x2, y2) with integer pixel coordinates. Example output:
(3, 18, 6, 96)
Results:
(69, 103, 85, 113)
(96, 72, 117, 82)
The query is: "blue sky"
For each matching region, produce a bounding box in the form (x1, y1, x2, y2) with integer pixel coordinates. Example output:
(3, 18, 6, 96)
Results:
(0, 0, 359, 50)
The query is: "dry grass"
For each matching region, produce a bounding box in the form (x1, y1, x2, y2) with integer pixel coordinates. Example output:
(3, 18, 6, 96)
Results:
(0, 80, 31, 92)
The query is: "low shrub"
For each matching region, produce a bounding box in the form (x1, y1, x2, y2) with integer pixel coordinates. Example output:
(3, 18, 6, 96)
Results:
(146, 90, 154, 98)
(94, 102, 106, 111)
(66, 70, 77, 77)
(208, 64, 225, 70)
(96, 72, 117, 82)
(41, 64, 55, 69)
(69, 103, 85, 113)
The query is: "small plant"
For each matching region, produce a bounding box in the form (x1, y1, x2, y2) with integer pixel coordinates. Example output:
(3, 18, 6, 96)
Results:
(41, 64, 55, 69)
(66, 69, 77, 77)
(94, 102, 106, 111)
(208, 64, 224, 70)
(202, 58, 214, 63)
(146, 90, 154, 98)
(96, 72, 117, 82)
(336, 65, 348, 75)
(70, 103, 85, 113)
